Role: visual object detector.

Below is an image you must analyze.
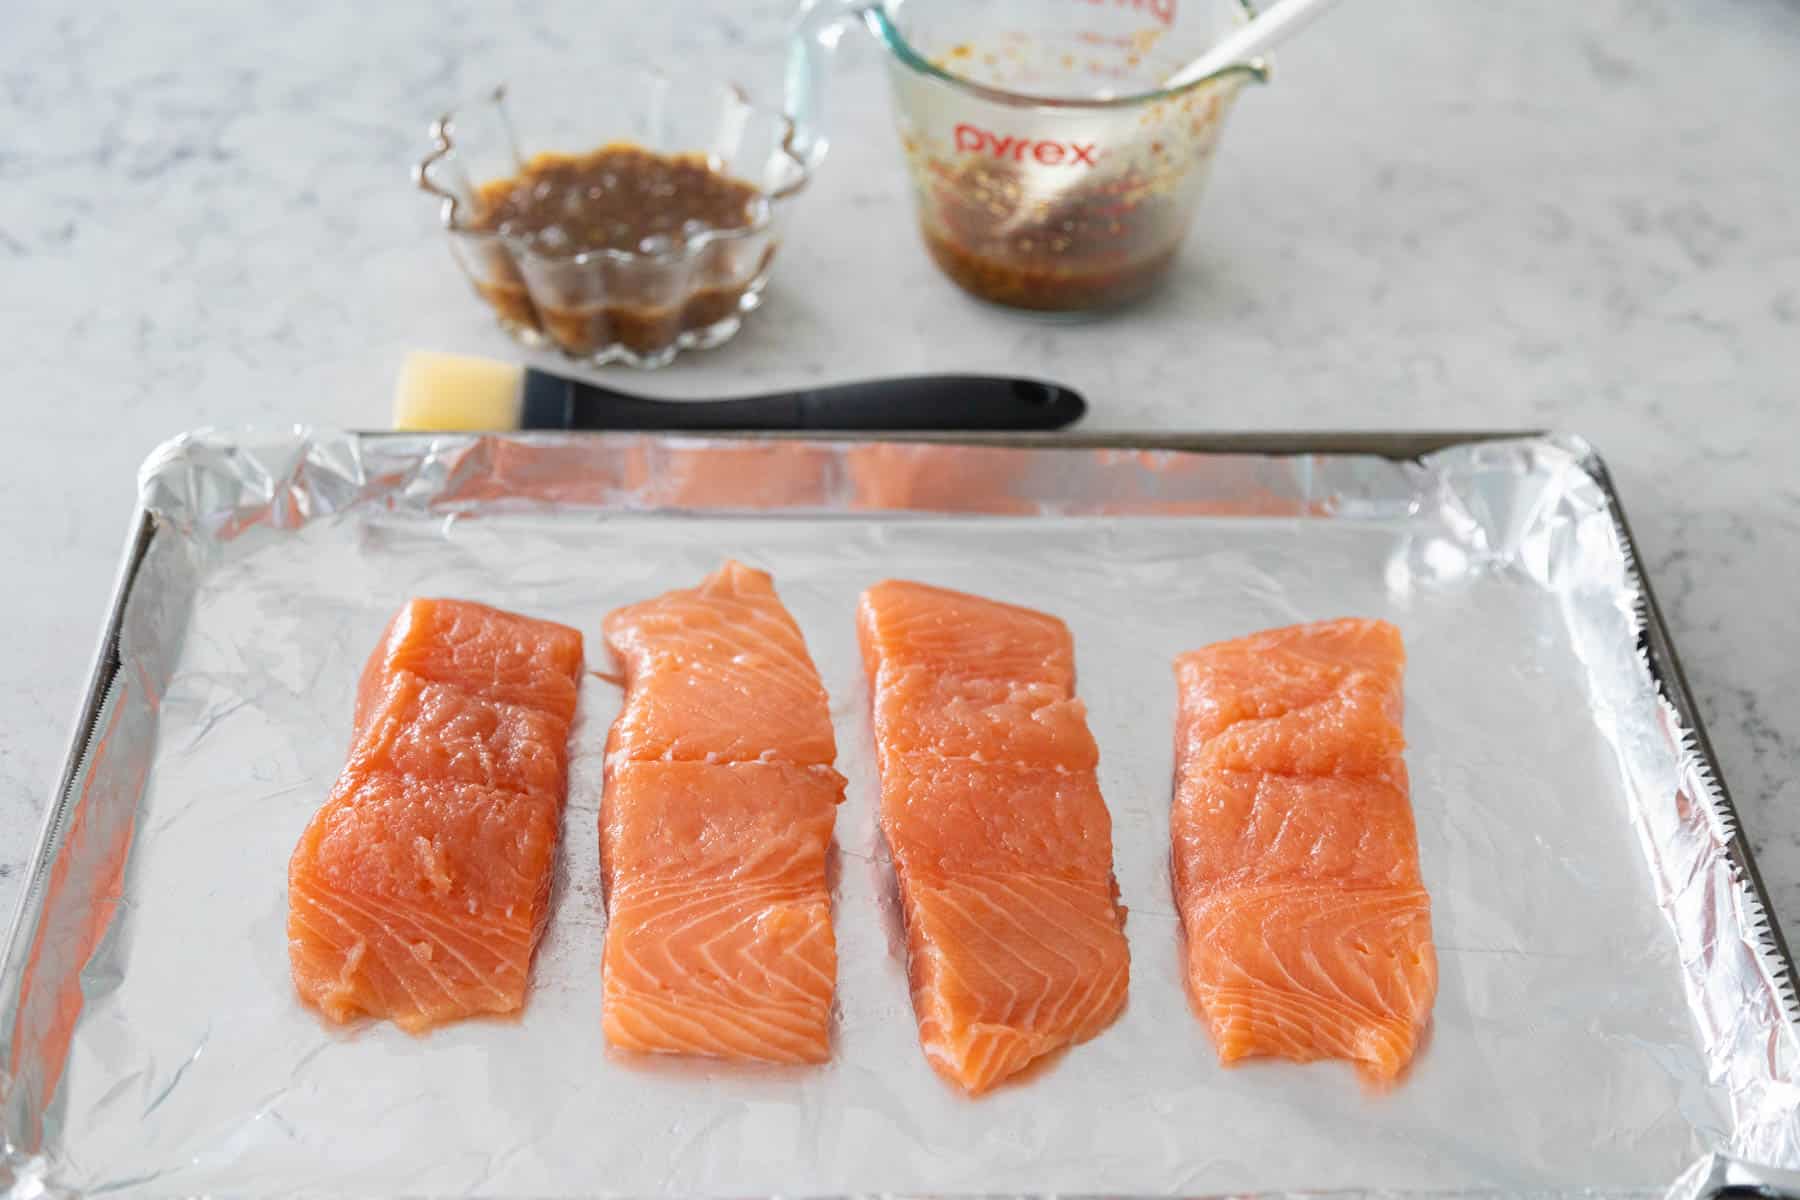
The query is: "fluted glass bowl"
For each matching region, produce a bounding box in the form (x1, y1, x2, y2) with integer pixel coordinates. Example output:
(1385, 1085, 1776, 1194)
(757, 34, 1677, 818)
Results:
(416, 71, 810, 368)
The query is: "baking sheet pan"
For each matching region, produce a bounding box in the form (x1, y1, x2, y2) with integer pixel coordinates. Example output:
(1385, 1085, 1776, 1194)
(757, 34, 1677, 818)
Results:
(2, 429, 1796, 1198)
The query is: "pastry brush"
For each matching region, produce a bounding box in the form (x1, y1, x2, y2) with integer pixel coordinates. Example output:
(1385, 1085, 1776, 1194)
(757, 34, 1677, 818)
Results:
(392, 352, 1085, 432)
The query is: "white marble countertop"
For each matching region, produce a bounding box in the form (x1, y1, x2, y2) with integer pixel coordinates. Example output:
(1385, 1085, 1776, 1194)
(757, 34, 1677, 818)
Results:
(3, 0, 1796, 956)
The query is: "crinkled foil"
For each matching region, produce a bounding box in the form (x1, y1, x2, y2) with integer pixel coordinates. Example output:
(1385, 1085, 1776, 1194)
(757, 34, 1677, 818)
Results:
(2, 430, 1796, 1199)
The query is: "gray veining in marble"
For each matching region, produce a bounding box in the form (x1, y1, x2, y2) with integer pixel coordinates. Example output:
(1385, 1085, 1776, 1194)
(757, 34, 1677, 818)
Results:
(1, 0, 1796, 955)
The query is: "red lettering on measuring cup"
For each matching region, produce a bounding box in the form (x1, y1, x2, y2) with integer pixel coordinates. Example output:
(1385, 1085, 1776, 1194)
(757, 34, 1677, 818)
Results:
(953, 123, 1100, 168)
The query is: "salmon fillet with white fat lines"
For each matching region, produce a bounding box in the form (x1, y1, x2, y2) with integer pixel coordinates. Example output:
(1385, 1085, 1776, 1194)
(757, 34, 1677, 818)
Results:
(600, 561, 843, 1063)
(287, 599, 584, 1032)
(1172, 618, 1436, 1081)
(858, 580, 1129, 1094)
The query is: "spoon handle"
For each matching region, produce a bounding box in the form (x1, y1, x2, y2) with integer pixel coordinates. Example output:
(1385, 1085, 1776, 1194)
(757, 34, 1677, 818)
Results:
(1164, 0, 1346, 90)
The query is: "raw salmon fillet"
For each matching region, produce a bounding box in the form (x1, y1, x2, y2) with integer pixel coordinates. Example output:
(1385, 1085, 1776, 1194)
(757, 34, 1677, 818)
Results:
(1171, 618, 1436, 1081)
(600, 561, 843, 1063)
(288, 599, 584, 1031)
(858, 581, 1128, 1094)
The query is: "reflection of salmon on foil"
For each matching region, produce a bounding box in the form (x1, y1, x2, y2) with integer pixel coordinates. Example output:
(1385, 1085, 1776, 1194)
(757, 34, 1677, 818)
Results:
(1172, 618, 1437, 1081)
(845, 443, 1036, 514)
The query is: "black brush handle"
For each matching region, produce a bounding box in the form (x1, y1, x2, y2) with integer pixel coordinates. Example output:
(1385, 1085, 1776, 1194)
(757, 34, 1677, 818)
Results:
(522, 372, 1085, 431)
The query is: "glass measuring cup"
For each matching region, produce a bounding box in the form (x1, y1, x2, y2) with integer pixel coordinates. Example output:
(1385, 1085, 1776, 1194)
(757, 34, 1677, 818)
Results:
(790, 0, 1267, 313)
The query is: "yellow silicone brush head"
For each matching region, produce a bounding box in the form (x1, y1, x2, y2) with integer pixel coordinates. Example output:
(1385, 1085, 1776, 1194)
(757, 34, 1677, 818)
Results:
(391, 352, 525, 431)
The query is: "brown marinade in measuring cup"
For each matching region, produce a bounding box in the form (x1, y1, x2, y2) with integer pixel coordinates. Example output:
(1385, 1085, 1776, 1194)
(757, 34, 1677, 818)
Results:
(867, 0, 1255, 315)
(919, 157, 1182, 312)
(465, 144, 768, 356)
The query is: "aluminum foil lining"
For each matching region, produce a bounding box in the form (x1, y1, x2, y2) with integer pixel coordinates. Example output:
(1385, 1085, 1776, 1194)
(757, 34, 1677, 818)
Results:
(1, 430, 1796, 1199)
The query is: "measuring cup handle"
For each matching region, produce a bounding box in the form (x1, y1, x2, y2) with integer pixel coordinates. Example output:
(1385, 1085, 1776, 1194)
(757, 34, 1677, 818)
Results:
(784, 0, 874, 168)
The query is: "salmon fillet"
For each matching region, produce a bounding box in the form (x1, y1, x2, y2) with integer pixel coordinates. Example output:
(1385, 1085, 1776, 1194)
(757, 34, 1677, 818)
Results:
(600, 561, 843, 1063)
(859, 581, 1128, 1094)
(352, 596, 583, 731)
(1171, 618, 1436, 1080)
(288, 599, 584, 1031)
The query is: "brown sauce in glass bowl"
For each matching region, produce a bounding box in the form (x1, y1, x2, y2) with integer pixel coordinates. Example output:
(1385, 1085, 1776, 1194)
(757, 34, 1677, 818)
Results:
(462, 144, 770, 359)
(471, 145, 760, 253)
